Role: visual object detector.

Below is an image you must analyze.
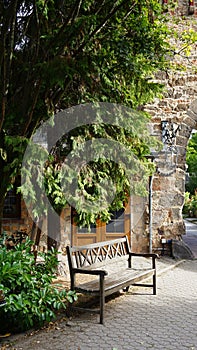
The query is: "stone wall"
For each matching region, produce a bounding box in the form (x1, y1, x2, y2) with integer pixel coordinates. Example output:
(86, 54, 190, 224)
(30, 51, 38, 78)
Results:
(143, 9, 197, 252)
(176, 0, 197, 16)
(163, 0, 197, 16)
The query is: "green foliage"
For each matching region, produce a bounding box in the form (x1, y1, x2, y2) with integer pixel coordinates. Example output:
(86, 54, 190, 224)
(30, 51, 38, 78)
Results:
(183, 191, 197, 218)
(179, 28, 197, 57)
(51, 120, 157, 227)
(167, 16, 197, 73)
(0, 236, 77, 333)
(0, 0, 171, 224)
(183, 133, 197, 217)
(186, 132, 197, 175)
(185, 132, 197, 195)
(20, 110, 159, 228)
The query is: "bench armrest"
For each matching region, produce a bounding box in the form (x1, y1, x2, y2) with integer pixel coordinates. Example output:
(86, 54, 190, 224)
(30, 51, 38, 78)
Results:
(129, 253, 158, 258)
(128, 252, 157, 269)
(70, 268, 107, 291)
(72, 268, 108, 277)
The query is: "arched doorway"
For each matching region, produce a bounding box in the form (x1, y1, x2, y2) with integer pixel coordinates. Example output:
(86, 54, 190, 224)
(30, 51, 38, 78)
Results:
(149, 100, 197, 253)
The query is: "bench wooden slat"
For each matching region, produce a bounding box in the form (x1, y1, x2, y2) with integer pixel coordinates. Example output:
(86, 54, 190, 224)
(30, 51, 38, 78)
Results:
(70, 236, 128, 252)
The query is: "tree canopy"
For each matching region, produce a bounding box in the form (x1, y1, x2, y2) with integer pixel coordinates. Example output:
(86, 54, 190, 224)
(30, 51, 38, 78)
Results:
(0, 0, 170, 229)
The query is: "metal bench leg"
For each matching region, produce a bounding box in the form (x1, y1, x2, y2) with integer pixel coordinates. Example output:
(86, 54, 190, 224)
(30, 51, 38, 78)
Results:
(100, 276, 105, 324)
(153, 274, 156, 295)
(152, 257, 156, 295)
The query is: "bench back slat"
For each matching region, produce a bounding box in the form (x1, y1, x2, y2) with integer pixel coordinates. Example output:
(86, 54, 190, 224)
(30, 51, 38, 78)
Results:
(67, 236, 131, 270)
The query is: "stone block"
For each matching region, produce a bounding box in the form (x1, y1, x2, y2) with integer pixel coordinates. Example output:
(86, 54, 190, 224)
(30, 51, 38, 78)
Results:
(175, 178, 185, 193)
(174, 193, 185, 206)
(189, 99, 197, 113)
(172, 239, 194, 259)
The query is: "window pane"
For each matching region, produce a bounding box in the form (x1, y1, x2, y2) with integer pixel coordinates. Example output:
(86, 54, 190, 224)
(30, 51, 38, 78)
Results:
(3, 187, 21, 218)
(106, 208, 125, 233)
(77, 223, 96, 234)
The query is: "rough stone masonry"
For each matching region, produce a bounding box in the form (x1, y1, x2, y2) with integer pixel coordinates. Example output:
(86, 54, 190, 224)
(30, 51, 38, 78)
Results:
(139, 0, 197, 253)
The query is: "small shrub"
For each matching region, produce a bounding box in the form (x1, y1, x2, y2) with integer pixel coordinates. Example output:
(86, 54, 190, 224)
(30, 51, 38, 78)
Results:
(0, 235, 77, 333)
(183, 191, 197, 218)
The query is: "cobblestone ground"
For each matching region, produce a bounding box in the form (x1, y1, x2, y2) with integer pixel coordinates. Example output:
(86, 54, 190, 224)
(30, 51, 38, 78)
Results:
(1, 260, 197, 350)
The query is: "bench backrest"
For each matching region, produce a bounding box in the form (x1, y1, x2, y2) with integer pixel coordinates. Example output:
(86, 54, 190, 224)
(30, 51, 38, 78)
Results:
(66, 236, 131, 271)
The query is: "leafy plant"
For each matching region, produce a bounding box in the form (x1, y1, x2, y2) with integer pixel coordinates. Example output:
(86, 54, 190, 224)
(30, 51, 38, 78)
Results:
(183, 191, 197, 218)
(0, 235, 77, 333)
(185, 132, 197, 195)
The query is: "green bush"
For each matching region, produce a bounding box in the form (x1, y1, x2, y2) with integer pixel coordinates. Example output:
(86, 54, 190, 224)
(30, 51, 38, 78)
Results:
(183, 191, 197, 218)
(0, 235, 77, 333)
(185, 175, 197, 195)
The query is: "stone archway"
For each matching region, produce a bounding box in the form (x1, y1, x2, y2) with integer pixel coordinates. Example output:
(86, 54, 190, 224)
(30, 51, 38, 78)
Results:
(149, 100, 197, 251)
(139, 7, 197, 253)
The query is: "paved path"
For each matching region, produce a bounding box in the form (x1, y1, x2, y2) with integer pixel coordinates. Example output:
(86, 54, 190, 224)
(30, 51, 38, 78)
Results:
(183, 219, 197, 258)
(1, 259, 197, 350)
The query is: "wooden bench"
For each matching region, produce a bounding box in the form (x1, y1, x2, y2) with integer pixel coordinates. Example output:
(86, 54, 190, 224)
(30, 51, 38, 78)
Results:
(66, 236, 157, 324)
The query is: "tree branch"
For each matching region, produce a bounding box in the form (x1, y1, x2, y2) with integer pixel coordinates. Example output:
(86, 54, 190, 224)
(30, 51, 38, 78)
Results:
(48, 0, 136, 106)
(43, 0, 83, 58)
(70, 0, 83, 25)
(22, 79, 42, 136)
(75, 0, 136, 55)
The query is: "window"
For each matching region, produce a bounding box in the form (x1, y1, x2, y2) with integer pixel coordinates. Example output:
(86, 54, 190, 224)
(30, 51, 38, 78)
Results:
(3, 183, 21, 219)
(106, 208, 125, 233)
(77, 223, 97, 234)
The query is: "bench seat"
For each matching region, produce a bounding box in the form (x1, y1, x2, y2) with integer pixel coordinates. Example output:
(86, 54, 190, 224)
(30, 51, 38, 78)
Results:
(75, 268, 155, 295)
